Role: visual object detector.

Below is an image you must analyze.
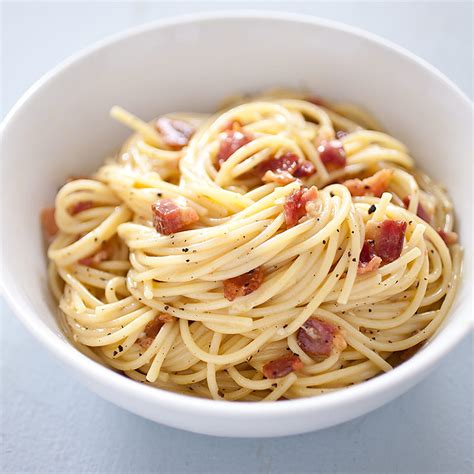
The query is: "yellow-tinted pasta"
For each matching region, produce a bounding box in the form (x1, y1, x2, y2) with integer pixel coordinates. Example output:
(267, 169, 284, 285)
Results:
(44, 91, 462, 401)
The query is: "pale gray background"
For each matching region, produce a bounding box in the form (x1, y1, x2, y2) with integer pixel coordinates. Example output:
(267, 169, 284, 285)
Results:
(1, 2, 473, 473)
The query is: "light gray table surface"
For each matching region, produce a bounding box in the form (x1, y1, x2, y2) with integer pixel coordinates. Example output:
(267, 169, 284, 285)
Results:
(1, 2, 473, 473)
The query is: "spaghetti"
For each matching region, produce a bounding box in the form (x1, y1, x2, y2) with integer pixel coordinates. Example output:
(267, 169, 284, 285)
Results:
(42, 90, 462, 401)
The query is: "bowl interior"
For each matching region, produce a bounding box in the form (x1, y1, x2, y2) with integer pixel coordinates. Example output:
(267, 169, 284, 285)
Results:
(1, 13, 472, 427)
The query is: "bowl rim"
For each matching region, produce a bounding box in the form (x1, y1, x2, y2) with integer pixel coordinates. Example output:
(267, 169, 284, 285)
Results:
(1, 10, 473, 419)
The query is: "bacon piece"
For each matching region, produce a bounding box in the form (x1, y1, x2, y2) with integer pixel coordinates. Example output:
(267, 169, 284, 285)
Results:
(437, 229, 458, 246)
(317, 139, 346, 171)
(144, 316, 164, 338)
(258, 152, 299, 178)
(283, 186, 319, 228)
(307, 96, 326, 106)
(78, 240, 113, 267)
(151, 199, 199, 235)
(222, 119, 243, 131)
(137, 313, 175, 349)
(262, 170, 295, 185)
(78, 249, 109, 267)
(137, 337, 153, 349)
(297, 318, 347, 357)
(293, 161, 317, 178)
(343, 169, 392, 198)
(217, 129, 253, 165)
(403, 196, 432, 223)
(258, 152, 316, 184)
(69, 200, 94, 216)
(357, 240, 382, 274)
(40, 207, 59, 243)
(366, 220, 407, 263)
(223, 267, 264, 301)
(157, 313, 175, 323)
(262, 355, 303, 379)
(156, 117, 195, 148)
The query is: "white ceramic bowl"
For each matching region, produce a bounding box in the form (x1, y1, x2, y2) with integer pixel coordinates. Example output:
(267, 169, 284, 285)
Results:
(1, 12, 472, 438)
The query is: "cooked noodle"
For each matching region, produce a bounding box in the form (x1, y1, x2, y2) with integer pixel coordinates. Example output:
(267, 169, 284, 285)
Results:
(44, 90, 462, 401)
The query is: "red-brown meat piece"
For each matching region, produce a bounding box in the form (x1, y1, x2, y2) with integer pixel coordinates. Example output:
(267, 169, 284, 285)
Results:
(78, 240, 114, 267)
(40, 208, 59, 243)
(365, 220, 407, 263)
(343, 170, 392, 198)
(69, 200, 94, 216)
(151, 199, 199, 235)
(403, 196, 432, 223)
(258, 152, 316, 184)
(317, 139, 347, 171)
(222, 120, 243, 131)
(217, 129, 253, 165)
(137, 313, 176, 348)
(357, 240, 383, 274)
(262, 355, 303, 379)
(283, 186, 319, 228)
(223, 267, 264, 301)
(156, 117, 195, 148)
(297, 318, 347, 357)
(307, 96, 326, 107)
(437, 229, 458, 246)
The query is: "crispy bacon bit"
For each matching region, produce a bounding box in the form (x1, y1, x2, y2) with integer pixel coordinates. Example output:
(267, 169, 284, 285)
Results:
(307, 96, 325, 106)
(69, 200, 94, 216)
(138, 338, 153, 349)
(293, 161, 317, 178)
(258, 152, 316, 184)
(157, 313, 175, 323)
(403, 196, 432, 223)
(151, 199, 199, 235)
(40, 208, 59, 243)
(222, 119, 243, 131)
(297, 318, 347, 357)
(366, 220, 407, 263)
(437, 229, 458, 246)
(78, 240, 113, 267)
(259, 153, 299, 179)
(144, 317, 164, 339)
(262, 170, 295, 185)
(156, 117, 195, 148)
(343, 170, 393, 198)
(137, 313, 175, 349)
(223, 267, 264, 301)
(78, 249, 108, 267)
(217, 129, 253, 165)
(262, 355, 303, 379)
(357, 240, 382, 274)
(283, 186, 319, 228)
(317, 139, 346, 171)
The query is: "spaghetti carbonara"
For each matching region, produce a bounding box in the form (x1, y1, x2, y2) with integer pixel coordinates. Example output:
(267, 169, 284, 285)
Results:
(41, 90, 462, 401)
